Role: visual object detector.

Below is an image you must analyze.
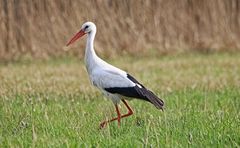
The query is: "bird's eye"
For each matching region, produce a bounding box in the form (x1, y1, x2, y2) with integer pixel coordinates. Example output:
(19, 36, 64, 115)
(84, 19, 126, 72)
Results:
(85, 26, 89, 29)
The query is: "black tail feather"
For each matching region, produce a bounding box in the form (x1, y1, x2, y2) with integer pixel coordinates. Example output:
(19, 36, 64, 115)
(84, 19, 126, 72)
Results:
(135, 86, 164, 110)
(104, 85, 164, 110)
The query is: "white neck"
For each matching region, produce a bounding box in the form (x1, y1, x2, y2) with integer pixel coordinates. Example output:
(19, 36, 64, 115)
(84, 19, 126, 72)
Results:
(84, 29, 99, 73)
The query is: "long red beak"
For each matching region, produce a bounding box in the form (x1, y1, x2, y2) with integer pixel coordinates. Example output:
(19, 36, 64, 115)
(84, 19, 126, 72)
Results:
(66, 29, 86, 46)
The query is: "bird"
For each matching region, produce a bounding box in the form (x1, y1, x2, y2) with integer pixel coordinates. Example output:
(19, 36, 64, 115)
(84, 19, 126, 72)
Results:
(66, 22, 164, 128)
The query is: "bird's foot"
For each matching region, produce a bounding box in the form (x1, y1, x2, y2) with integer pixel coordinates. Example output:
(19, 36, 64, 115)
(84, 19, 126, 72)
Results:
(99, 121, 107, 129)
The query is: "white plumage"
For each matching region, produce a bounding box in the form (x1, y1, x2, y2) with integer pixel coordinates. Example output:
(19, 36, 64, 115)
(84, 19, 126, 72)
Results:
(66, 22, 164, 128)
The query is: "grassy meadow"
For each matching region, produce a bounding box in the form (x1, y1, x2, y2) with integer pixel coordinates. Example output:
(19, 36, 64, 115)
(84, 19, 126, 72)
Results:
(1, 1, 240, 147)
(0, 53, 240, 147)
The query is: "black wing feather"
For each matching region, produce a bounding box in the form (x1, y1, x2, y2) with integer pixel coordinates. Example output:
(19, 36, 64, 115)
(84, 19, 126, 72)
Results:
(127, 74, 145, 88)
(104, 74, 164, 110)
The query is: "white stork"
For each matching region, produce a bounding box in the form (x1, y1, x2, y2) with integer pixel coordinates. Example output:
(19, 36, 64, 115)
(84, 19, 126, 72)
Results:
(66, 22, 164, 128)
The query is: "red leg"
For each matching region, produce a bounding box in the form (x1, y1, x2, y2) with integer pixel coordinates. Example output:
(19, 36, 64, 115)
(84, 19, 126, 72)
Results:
(115, 105, 121, 126)
(100, 100, 134, 128)
(100, 105, 121, 128)
(121, 100, 133, 117)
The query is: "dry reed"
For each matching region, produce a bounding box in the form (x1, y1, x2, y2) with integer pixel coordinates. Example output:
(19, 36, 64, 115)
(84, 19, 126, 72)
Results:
(0, 0, 240, 61)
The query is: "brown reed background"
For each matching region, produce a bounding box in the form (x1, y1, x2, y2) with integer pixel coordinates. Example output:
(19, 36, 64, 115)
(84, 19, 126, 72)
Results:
(0, 0, 240, 61)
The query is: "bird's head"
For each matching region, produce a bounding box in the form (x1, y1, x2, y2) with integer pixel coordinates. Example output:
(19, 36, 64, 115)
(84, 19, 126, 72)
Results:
(66, 22, 96, 46)
(81, 22, 96, 34)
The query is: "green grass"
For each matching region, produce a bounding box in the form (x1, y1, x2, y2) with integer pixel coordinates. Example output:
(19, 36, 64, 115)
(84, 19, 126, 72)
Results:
(0, 53, 240, 147)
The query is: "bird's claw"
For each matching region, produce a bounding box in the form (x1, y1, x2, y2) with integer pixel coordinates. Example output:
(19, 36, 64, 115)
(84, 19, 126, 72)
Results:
(99, 121, 107, 129)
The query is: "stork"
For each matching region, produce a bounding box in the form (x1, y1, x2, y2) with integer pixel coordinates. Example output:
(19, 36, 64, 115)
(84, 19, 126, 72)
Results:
(66, 22, 164, 128)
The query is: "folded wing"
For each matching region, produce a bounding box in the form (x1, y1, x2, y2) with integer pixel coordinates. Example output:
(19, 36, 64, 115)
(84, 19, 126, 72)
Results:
(93, 68, 164, 110)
